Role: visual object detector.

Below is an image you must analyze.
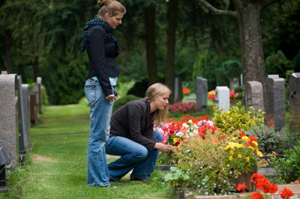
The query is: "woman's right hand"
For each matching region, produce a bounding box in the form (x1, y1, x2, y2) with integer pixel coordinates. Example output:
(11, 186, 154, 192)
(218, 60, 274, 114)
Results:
(154, 143, 172, 154)
(106, 94, 116, 102)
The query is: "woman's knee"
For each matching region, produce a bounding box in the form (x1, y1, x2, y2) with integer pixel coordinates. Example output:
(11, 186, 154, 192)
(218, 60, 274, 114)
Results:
(132, 147, 148, 161)
(153, 130, 163, 142)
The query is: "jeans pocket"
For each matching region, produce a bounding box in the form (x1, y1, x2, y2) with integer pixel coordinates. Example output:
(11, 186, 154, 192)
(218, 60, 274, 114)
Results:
(84, 84, 96, 106)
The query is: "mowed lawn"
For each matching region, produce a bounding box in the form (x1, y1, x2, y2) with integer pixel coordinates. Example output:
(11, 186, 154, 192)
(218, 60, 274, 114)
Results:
(6, 104, 172, 199)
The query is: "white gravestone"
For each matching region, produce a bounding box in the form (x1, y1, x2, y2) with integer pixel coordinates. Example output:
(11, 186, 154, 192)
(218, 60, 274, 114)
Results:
(215, 86, 230, 111)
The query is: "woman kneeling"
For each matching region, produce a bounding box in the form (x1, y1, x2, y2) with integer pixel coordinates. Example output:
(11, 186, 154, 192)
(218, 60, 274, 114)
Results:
(105, 83, 172, 182)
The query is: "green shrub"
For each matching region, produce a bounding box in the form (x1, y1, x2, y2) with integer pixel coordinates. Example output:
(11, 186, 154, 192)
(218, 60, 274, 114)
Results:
(293, 50, 300, 72)
(265, 50, 292, 78)
(233, 86, 243, 93)
(245, 124, 286, 154)
(113, 95, 140, 113)
(270, 140, 300, 183)
(127, 76, 165, 98)
(212, 102, 265, 134)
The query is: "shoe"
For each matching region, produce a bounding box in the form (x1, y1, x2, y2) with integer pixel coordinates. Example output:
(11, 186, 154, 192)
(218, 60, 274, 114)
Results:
(130, 177, 147, 182)
(105, 185, 118, 188)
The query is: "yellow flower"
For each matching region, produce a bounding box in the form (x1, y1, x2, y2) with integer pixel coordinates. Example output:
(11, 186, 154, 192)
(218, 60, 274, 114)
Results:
(242, 136, 248, 142)
(246, 157, 250, 161)
(252, 141, 258, 147)
(230, 150, 234, 155)
(173, 138, 178, 144)
(238, 154, 242, 158)
(229, 156, 233, 160)
(249, 146, 254, 150)
(224, 146, 230, 151)
(257, 151, 263, 157)
(236, 144, 244, 149)
(232, 137, 238, 141)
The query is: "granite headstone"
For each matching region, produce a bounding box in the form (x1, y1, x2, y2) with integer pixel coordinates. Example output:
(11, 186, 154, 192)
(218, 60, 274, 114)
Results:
(0, 73, 17, 169)
(266, 75, 285, 130)
(196, 77, 208, 112)
(289, 73, 300, 133)
(245, 81, 264, 112)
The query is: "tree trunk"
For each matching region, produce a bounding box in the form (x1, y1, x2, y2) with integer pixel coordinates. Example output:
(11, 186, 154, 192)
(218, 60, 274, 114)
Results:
(4, 30, 14, 74)
(32, 56, 39, 80)
(145, 5, 158, 86)
(165, 0, 178, 104)
(235, 2, 265, 105)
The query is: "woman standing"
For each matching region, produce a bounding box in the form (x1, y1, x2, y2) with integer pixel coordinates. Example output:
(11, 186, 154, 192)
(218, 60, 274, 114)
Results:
(105, 83, 172, 182)
(81, 0, 126, 187)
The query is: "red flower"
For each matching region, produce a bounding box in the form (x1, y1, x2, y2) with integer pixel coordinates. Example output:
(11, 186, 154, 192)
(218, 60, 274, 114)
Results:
(236, 183, 247, 192)
(250, 173, 265, 185)
(279, 188, 294, 199)
(251, 192, 264, 199)
(182, 88, 191, 95)
(262, 183, 278, 194)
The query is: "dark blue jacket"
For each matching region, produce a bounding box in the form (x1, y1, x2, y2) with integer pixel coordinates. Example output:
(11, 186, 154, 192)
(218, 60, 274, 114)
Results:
(85, 26, 120, 96)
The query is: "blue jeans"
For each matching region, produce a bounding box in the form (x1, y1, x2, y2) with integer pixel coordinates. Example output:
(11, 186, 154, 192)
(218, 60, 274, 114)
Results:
(105, 130, 163, 182)
(84, 79, 115, 186)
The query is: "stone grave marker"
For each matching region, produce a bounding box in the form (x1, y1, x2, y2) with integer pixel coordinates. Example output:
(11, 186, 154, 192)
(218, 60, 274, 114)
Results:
(17, 76, 28, 166)
(196, 77, 207, 112)
(266, 75, 285, 130)
(215, 86, 229, 111)
(0, 146, 11, 193)
(30, 92, 37, 127)
(22, 84, 30, 151)
(0, 73, 17, 169)
(37, 77, 42, 114)
(289, 73, 300, 134)
(174, 77, 182, 102)
(245, 81, 264, 112)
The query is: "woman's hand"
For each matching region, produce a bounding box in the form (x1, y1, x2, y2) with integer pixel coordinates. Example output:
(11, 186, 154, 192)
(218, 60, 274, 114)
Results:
(154, 143, 172, 154)
(106, 94, 117, 102)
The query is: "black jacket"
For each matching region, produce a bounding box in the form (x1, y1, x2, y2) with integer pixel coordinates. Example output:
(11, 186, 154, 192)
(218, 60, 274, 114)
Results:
(85, 26, 120, 96)
(110, 98, 159, 151)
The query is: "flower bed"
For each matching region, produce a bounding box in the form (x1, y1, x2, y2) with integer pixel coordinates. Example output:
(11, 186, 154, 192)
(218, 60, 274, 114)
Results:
(154, 103, 297, 199)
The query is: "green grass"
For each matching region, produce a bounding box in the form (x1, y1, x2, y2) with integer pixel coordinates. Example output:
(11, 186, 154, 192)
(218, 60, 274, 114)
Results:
(3, 104, 174, 199)
(30, 104, 90, 135)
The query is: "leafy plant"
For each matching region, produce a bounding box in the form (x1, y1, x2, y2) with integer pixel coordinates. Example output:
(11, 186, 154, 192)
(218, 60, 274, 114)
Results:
(212, 102, 265, 134)
(164, 167, 190, 188)
(245, 124, 287, 154)
(112, 94, 140, 113)
(270, 140, 300, 183)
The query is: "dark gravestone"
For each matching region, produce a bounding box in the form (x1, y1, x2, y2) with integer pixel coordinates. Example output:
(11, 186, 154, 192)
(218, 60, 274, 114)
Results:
(289, 73, 300, 133)
(0, 73, 17, 169)
(17, 76, 27, 165)
(245, 81, 264, 112)
(0, 146, 12, 193)
(174, 77, 182, 102)
(22, 84, 30, 151)
(266, 75, 285, 130)
(196, 77, 207, 112)
(30, 92, 36, 127)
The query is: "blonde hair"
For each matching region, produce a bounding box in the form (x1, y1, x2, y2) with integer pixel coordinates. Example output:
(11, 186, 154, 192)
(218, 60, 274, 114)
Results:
(97, 0, 126, 18)
(146, 83, 172, 126)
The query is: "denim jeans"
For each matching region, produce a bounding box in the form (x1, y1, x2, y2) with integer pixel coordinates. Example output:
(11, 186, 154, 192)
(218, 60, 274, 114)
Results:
(84, 79, 115, 186)
(105, 130, 163, 182)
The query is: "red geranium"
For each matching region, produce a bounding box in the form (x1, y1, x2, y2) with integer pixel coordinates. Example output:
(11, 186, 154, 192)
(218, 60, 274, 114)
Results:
(236, 183, 247, 192)
(279, 188, 294, 199)
(251, 192, 264, 199)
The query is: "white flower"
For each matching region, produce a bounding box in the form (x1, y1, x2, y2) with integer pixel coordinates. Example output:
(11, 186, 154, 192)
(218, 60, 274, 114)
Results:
(182, 123, 188, 128)
(176, 131, 184, 137)
(188, 120, 193, 124)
